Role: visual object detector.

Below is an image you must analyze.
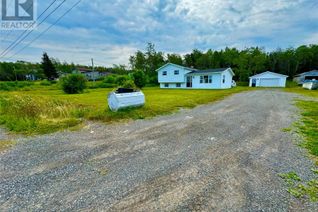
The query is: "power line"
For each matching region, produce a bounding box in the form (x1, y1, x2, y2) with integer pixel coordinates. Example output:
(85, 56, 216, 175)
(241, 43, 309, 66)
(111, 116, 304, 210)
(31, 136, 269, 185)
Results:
(0, 0, 64, 58)
(8, 0, 82, 60)
(0, 0, 63, 58)
(0, 0, 59, 56)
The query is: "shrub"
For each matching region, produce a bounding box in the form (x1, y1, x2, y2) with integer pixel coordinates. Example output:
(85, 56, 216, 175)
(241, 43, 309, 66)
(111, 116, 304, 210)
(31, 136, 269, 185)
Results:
(148, 75, 158, 85)
(122, 79, 136, 89)
(103, 75, 116, 84)
(40, 80, 52, 86)
(61, 74, 87, 94)
(236, 81, 249, 86)
(132, 70, 147, 89)
(115, 75, 129, 86)
(286, 81, 299, 88)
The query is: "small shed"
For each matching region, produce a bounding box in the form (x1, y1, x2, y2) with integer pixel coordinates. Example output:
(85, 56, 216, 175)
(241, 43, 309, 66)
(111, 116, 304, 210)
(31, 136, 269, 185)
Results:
(249, 71, 288, 87)
(293, 70, 318, 85)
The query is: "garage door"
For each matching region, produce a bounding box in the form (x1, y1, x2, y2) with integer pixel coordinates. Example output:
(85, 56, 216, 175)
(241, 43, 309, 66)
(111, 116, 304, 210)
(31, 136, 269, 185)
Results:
(259, 78, 280, 87)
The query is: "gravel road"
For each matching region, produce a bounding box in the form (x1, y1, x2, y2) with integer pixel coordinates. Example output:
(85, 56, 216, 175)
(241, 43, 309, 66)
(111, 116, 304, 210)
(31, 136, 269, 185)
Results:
(0, 90, 317, 211)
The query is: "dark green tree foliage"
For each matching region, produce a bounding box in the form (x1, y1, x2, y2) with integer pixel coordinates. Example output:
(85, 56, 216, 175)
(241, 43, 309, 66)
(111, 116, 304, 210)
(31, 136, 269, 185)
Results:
(41, 52, 58, 80)
(130, 43, 165, 84)
(167, 54, 183, 65)
(0, 61, 43, 81)
(132, 70, 147, 89)
(61, 74, 87, 94)
(1, 44, 318, 83)
(115, 75, 129, 86)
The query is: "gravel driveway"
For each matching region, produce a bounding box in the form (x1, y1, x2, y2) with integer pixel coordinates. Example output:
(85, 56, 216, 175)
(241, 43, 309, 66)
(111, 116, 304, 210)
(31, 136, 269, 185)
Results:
(0, 90, 317, 211)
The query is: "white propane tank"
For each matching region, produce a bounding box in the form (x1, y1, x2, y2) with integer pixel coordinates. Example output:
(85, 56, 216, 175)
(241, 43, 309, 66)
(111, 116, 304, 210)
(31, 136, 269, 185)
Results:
(107, 88, 145, 112)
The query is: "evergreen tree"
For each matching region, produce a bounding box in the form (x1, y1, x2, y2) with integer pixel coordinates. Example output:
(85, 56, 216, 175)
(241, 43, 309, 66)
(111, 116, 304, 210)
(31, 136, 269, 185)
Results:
(41, 52, 58, 80)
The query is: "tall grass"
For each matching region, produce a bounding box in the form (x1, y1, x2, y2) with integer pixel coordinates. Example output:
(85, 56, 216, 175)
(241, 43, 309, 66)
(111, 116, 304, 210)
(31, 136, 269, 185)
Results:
(0, 81, 34, 91)
(0, 95, 84, 134)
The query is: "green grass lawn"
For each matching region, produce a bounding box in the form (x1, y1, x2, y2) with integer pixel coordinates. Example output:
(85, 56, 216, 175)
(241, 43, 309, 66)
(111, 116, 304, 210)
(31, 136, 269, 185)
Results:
(284, 87, 318, 98)
(284, 87, 318, 164)
(0, 85, 253, 135)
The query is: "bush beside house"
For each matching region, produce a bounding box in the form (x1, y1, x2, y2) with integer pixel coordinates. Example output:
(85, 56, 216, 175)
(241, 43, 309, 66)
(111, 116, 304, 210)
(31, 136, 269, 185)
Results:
(61, 74, 87, 94)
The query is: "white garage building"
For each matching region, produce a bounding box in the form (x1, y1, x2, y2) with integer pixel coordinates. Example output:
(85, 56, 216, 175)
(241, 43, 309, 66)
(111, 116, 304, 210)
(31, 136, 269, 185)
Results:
(249, 71, 288, 87)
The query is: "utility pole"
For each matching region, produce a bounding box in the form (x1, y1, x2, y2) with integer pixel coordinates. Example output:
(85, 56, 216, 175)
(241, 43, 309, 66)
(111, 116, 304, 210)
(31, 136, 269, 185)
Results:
(91, 58, 95, 83)
(14, 66, 17, 81)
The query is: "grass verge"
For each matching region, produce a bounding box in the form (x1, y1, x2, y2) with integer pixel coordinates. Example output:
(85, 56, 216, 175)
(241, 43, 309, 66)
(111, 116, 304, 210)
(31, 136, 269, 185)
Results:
(284, 87, 318, 98)
(279, 171, 318, 202)
(281, 88, 317, 201)
(295, 100, 318, 164)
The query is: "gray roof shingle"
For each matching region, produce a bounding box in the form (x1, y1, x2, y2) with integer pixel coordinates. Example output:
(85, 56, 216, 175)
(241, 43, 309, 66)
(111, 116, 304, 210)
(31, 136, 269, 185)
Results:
(295, 70, 318, 77)
(187, 68, 229, 74)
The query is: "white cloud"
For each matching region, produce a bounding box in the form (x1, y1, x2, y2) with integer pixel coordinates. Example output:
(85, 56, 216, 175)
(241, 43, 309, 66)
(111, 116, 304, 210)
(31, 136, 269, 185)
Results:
(1, 0, 317, 64)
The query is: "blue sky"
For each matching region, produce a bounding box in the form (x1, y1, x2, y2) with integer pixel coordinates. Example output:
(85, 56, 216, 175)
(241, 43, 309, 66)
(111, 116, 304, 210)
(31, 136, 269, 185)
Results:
(1, 0, 318, 67)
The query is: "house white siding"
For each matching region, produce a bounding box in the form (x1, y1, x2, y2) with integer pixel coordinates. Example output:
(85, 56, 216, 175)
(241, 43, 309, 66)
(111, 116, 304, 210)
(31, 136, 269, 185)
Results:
(221, 69, 234, 89)
(189, 74, 222, 89)
(158, 64, 191, 83)
(156, 63, 235, 90)
(249, 72, 287, 87)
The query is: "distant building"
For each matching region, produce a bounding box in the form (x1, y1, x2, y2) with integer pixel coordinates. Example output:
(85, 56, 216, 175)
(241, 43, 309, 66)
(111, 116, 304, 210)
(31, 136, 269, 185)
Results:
(73, 68, 111, 81)
(293, 70, 318, 85)
(249, 71, 288, 87)
(25, 69, 42, 81)
(25, 74, 37, 81)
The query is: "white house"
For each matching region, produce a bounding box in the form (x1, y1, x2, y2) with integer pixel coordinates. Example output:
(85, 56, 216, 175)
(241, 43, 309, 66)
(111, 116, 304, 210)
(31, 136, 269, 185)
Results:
(72, 68, 111, 81)
(249, 71, 288, 87)
(156, 63, 235, 89)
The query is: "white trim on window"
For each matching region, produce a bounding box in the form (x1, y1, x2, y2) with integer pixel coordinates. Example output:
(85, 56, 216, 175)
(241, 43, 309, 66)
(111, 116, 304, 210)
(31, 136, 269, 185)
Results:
(200, 75, 212, 84)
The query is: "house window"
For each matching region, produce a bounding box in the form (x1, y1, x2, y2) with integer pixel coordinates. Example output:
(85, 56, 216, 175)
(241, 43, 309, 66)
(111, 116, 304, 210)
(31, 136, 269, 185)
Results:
(200, 75, 210, 83)
(174, 70, 179, 75)
(163, 71, 167, 76)
(164, 83, 169, 88)
(223, 75, 226, 83)
(176, 83, 181, 88)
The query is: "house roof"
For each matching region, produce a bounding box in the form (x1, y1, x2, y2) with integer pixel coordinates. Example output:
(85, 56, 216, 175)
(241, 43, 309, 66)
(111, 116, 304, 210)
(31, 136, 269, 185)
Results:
(156, 63, 235, 76)
(295, 70, 318, 77)
(155, 63, 197, 72)
(77, 68, 93, 73)
(188, 68, 230, 75)
(249, 71, 288, 78)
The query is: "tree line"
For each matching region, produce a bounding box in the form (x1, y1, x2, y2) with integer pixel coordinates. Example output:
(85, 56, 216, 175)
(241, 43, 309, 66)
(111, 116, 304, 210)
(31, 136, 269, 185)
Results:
(1, 43, 318, 82)
(130, 43, 318, 82)
(0, 53, 122, 81)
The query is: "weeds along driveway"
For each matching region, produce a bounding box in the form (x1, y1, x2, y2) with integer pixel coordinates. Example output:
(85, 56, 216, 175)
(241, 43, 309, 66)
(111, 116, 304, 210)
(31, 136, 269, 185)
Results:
(0, 90, 317, 211)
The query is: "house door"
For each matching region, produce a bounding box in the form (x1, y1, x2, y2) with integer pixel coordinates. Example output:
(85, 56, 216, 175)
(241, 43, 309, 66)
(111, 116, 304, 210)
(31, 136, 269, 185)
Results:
(187, 76, 192, 88)
(252, 79, 257, 87)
